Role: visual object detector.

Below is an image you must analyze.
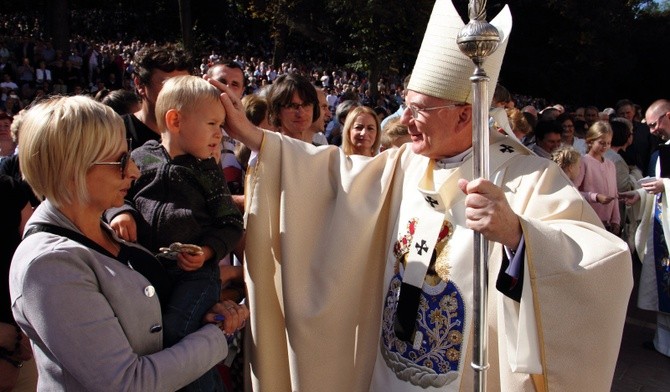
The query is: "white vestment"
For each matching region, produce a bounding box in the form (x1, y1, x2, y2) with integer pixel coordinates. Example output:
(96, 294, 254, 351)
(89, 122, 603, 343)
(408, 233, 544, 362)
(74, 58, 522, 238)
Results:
(243, 130, 632, 391)
(633, 153, 670, 356)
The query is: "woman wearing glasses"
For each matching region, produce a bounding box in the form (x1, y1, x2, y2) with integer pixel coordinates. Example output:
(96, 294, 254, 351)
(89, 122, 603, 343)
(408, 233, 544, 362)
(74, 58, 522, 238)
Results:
(557, 112, 587, 154)
(266, 73, 320, 141)
(8, 96, 248, 390)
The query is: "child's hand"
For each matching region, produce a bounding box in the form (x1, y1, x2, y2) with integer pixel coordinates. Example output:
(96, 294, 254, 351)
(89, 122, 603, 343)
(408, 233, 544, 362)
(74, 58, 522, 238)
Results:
(610, 222, 621, 236)
(174, 245, 213, 271)
(110, 212, 137, 242)
(212, 142, 222, 164)
(177, 252, 206, 271)
(596, 193, 615, 204)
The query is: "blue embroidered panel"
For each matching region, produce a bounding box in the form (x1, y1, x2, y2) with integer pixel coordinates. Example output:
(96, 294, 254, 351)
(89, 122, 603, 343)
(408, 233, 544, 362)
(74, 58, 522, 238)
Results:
(653, 197, 670, 313)
(380, 219, 466, 388)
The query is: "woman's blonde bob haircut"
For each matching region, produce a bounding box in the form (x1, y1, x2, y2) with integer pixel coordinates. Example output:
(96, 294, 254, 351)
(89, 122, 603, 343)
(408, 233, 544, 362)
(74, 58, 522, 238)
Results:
(19, 95, 126, 208)
(155, 75, 223, 132)
(341, 105, 382, 156)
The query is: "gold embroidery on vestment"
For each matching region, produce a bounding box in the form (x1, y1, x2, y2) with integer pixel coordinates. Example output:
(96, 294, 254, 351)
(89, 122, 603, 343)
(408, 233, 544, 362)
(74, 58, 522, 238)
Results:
(434, 220, 454, 283)
(395, 219, 454, 285)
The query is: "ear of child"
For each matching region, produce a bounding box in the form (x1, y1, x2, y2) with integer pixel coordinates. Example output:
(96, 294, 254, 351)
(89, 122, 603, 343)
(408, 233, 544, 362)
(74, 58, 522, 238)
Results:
(165, 109, 181, 132)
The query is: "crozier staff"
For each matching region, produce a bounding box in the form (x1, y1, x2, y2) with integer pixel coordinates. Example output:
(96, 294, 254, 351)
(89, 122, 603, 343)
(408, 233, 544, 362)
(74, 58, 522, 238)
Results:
(213, 1, 632, 391)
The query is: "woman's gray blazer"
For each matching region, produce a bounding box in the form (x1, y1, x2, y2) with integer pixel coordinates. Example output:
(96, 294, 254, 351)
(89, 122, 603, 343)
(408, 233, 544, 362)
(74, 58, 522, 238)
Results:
(9, 200, 228, 391)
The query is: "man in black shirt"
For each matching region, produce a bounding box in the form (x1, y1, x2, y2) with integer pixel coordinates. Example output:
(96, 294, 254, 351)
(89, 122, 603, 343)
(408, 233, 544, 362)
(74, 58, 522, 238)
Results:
(125, 44, 193, 147)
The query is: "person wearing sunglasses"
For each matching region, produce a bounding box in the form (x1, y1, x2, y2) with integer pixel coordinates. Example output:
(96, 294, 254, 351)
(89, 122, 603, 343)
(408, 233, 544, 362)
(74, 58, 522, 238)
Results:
(9, 95, 247, 391)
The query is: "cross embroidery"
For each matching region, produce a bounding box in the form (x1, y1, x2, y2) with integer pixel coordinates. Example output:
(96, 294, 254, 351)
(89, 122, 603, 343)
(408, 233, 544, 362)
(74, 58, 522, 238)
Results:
(425, 195, 439, 208)
(415, 239, 429, 255)
(500, 144, 514, 153)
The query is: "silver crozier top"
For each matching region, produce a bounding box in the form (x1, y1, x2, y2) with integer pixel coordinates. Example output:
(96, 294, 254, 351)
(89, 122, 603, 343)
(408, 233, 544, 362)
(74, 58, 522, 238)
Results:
(456, 0, 500, 67)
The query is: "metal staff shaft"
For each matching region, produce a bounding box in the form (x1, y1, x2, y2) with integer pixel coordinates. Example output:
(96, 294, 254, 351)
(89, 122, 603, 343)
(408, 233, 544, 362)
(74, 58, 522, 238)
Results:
(457, 1, 500, 390)
(471, 68, 490, 392)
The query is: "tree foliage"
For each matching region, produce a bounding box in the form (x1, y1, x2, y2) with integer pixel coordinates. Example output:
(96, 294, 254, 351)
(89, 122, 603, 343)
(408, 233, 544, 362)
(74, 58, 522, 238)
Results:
(324, 0, 433, 96)
(499, 0, 666, 107)
(2, 0, 669, 107)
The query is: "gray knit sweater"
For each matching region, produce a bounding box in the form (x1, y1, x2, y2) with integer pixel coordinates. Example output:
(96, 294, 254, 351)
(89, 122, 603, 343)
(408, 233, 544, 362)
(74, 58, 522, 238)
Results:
(105, 140, 243, 263)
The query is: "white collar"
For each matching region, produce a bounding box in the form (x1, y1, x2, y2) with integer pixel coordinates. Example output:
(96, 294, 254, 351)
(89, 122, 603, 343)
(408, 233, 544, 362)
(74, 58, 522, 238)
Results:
(435, 148, 473, 169)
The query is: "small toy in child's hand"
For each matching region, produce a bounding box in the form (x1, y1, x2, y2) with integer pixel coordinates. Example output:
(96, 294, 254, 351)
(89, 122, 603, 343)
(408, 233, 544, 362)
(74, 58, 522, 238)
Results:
(158, 242, 204, 257)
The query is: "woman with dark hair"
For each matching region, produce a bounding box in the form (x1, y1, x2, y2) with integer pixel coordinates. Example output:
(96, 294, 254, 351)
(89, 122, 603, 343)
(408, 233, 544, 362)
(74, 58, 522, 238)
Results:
(606, 117, 640, 193)
(266, 73, 320, 140)
(100, 89, 141, 116)
(607, 117, 642, 243)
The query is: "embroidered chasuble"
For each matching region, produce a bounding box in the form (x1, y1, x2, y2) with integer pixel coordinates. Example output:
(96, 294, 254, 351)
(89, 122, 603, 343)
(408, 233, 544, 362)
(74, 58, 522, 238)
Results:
(244, 130, 632, 392)
(652, 196, 670, 312)
(635, 172, 670, 316)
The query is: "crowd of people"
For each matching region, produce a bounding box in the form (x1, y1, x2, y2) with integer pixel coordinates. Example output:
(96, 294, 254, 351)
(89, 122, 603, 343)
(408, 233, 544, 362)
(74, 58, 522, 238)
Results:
(491, 86, 659, 241)
(1, 2, 669, 392)
(499, 89, 670, 366)
(0, 10, 592, 138)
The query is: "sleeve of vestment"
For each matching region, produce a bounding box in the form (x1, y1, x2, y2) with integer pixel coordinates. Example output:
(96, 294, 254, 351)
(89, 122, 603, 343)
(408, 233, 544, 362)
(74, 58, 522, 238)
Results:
(497, 156, 633, 389)
(243, 131, 408, 391)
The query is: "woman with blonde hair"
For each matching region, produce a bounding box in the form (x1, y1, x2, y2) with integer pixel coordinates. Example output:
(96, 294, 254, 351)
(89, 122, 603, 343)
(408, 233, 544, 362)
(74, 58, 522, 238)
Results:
(341, 105, 381, 157)
(10, 96, 248, 391)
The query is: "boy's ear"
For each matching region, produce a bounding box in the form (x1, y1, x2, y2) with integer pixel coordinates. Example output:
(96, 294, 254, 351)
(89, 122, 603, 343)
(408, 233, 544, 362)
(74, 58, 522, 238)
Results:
(165, 109, 180, 132)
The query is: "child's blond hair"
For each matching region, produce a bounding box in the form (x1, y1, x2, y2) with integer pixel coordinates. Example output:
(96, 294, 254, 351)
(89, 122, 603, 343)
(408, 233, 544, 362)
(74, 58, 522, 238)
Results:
(551, 145, 581, 170)
(155, 75, 223, 132)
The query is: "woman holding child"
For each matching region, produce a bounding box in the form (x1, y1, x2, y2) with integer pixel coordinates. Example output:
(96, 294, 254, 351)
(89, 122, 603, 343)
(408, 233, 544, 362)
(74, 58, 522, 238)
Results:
(9, 95, 247, 390)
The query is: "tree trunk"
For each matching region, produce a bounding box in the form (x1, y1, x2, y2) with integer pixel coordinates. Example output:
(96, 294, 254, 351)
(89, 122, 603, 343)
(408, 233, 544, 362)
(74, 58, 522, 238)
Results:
(46, 0, 69, 53)
(368, 60, 380, 106)
(271, 24, 288, 69)
(178, 0, 193, 52)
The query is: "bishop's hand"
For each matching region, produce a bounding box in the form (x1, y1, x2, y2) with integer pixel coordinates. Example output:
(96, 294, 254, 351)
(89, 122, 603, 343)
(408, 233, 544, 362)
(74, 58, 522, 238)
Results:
(458, 177, 522, 250)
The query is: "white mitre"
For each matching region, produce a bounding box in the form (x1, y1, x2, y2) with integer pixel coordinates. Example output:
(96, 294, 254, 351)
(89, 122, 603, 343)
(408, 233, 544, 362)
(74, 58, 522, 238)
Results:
(408, 0, 512, 104)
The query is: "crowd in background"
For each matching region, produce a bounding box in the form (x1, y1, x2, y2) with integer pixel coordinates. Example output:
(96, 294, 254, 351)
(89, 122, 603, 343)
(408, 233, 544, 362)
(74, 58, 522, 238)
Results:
(1, 8, 661, 257)
(0, 11, 582, 128)
(1, 7, 668, 392)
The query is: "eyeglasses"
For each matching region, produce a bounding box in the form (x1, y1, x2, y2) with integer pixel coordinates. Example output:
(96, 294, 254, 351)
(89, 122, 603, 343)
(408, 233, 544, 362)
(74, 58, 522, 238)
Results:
(406, 103, 463, 119)
(284, 102, 313, 111)
(92, 152, 131, 179)
(648, 113, 667, 130)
